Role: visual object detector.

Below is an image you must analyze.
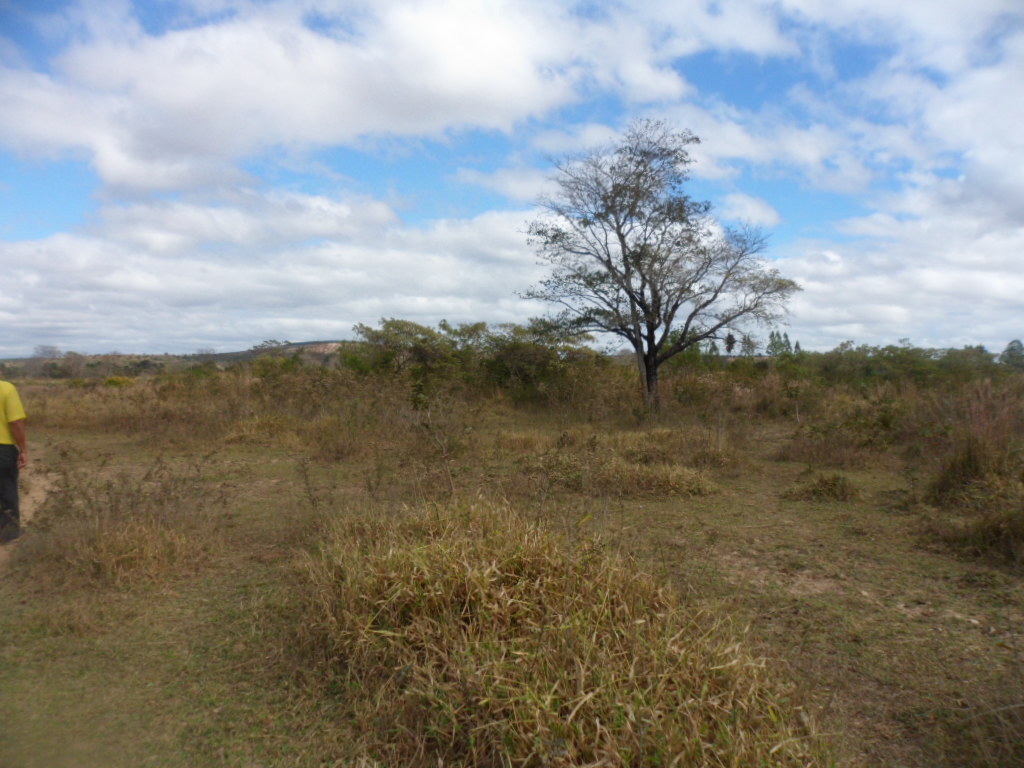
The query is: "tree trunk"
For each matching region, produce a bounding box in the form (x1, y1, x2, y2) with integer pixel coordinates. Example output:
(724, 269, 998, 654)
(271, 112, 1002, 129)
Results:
(633, 346, 649, 406)
(643, 360, 661, 412)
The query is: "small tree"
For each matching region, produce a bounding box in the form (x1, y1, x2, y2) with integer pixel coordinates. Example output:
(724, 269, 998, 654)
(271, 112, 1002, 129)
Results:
(352, 319, 456, 377)
(999, 339, 1024, 370)
(740, 335, 759, 357)
(33, 344, 61, 358)
(525, 119, 799, 409)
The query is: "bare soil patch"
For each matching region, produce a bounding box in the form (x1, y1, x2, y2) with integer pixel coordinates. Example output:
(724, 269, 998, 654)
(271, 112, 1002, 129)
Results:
(0, 452, 52, 570)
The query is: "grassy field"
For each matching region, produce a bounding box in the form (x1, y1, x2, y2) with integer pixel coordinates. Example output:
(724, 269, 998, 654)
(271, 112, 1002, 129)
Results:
(1, 361, 1021, 767)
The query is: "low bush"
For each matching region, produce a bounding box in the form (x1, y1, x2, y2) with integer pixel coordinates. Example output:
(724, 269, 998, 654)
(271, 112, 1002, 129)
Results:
(290, 503, 829, 767)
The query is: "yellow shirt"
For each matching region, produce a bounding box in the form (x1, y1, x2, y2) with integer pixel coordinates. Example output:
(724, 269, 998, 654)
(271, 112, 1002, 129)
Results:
(0, 380, 27, 445)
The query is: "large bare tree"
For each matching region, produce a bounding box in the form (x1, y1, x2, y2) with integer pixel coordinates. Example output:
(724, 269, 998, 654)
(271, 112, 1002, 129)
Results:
(525, 119, 800, 409)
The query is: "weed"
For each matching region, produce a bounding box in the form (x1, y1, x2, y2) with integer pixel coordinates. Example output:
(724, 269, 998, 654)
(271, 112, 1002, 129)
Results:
(7, 359, 1024, 767)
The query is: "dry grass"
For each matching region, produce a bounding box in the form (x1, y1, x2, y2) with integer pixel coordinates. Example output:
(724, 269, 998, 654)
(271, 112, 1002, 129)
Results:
(919, 380, 1024, 565)
(290, 501, 829, 767)
(782, 474, 860, 502)
(10, 445, 229, 587)
(519, 449, 713, 498)
(5, 365, 1024, 767)
(502, 428, 718, 501)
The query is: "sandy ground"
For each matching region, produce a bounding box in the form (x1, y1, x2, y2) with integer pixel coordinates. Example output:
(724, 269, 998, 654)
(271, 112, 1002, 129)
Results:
(0, 457, 51, 570)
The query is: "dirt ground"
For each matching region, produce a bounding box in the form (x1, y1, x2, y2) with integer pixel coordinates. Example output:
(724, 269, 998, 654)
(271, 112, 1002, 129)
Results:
(0, 457, 50, 570)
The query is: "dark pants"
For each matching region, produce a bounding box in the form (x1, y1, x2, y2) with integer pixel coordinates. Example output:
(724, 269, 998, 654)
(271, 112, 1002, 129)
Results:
(0, 444, 19, 542)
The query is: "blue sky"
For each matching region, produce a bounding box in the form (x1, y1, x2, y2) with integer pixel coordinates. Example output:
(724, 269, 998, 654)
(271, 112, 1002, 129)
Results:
(1, 0, 1022, 356)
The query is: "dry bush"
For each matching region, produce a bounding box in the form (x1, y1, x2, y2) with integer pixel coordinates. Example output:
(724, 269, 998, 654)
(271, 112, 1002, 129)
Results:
(925, 380, 1022, 502)
(290, 502, 829, 767)
(555, 361, 637, 422)
(774, 424, 870, 470)
(240, 366, 420, 459)
(11, 448, 228, 587)
(771, 385, 910, 469)
(594, 455, 711, 496)
(25, 366, 434, 459)
(750, 372, 803, 418)
(664, 372, 735, 413)
(772, 431, 862, 469)
(920, 379, 1024, 564)
(782, 473, 860, 502)
(491, 429, 547, 455)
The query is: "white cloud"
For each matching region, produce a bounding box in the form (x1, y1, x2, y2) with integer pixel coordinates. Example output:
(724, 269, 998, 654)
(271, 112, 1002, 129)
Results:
(96, 191, 398, 253)
(453, 166, 554, 203)
(1, 1, 581, 190)
(777, 208, 1024, 351)
(531, 123, 623, 155)
(0, 0, 840, 193)
(0, 190, 543, 355)
(719, 193, 781, 227)
(779, 0, 1020, 73)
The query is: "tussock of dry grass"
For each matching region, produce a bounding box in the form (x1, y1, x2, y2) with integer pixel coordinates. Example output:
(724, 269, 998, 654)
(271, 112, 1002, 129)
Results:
(510, 429, 716, 499)
(520, 449, 712, 497)
(927, 478, 1024, 564)
(773, 431, 869, 470)
(291, 503, 827, 767)
(783, 473, 861, 502)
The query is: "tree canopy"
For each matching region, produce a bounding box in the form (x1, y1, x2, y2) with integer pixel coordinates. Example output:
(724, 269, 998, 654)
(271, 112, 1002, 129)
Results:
(524, 119, 800, 408)
(999, 339, 1024, 370)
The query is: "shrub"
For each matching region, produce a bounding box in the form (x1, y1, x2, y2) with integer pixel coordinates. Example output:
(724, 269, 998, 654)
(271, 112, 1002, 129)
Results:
(922, 379, 1024, 564)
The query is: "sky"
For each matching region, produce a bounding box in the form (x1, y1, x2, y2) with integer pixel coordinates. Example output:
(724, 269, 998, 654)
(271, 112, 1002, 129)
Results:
(1, 0, 1022, 357)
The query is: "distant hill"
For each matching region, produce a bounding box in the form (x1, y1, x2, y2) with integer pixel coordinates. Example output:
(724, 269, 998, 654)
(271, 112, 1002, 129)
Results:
(1, 340, 354, 379)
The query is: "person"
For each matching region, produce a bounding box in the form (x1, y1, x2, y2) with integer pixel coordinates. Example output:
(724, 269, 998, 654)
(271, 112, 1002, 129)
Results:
(0, 366, 27, 543)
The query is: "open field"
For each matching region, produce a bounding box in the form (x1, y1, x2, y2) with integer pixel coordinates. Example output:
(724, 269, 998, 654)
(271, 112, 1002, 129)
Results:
(1, 355, 1021, 767)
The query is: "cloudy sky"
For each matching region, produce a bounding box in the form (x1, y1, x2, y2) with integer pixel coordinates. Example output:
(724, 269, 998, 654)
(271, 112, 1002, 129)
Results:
(1, 0, 1022, 357)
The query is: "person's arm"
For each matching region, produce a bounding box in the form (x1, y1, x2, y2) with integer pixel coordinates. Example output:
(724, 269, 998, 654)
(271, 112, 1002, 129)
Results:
(10, 419, 26, 469)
